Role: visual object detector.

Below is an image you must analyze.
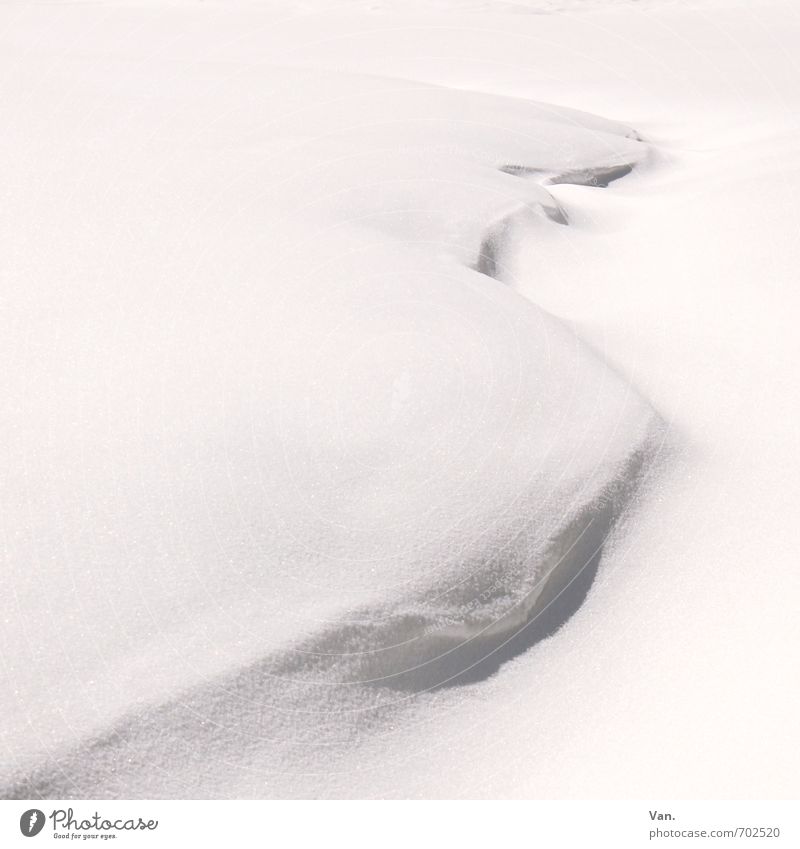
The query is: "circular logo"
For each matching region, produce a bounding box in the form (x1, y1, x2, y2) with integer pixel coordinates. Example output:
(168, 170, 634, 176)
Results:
(19, 809, 45, 837)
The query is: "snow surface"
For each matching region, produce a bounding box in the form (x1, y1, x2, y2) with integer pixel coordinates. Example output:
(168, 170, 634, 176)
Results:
(1, 0, 798, 799)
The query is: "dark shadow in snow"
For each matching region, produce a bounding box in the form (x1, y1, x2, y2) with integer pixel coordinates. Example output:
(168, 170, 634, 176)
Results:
(251, 446, 651, 696)
(474, 202, 567, 279)
(475, 159, 637, 282)
(374, 446, 649, 692)
(421, 508, 609, 690)
(499, 160, 634, 188)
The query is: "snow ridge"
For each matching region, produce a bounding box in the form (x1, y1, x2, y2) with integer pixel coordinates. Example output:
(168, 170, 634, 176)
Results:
(2, 126, 662, 800)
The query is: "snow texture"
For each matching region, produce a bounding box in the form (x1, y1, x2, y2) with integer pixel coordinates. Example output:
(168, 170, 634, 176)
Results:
(1, 0, 798, 799)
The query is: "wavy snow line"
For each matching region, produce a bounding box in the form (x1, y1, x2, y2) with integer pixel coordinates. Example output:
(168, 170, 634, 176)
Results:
(2, 128, 660, 801)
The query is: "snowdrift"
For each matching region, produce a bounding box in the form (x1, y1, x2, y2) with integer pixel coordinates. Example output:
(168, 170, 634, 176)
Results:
(4, 0, 798, 800)
(0, 4, 661, 797)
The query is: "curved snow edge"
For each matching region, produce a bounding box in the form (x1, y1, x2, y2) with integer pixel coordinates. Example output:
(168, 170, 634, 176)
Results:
(1, 120, 664, 801)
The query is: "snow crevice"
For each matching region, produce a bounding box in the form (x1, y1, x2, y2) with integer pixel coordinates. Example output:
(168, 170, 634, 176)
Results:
(478, 155, 643, 280)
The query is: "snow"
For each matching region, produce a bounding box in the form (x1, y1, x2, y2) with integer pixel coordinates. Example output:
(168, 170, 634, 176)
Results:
(1, 0, 798, 799)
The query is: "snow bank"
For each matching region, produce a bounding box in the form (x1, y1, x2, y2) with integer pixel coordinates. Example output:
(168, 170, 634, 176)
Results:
(0, 2, 662, 797)
(2, 0, 798, 800)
